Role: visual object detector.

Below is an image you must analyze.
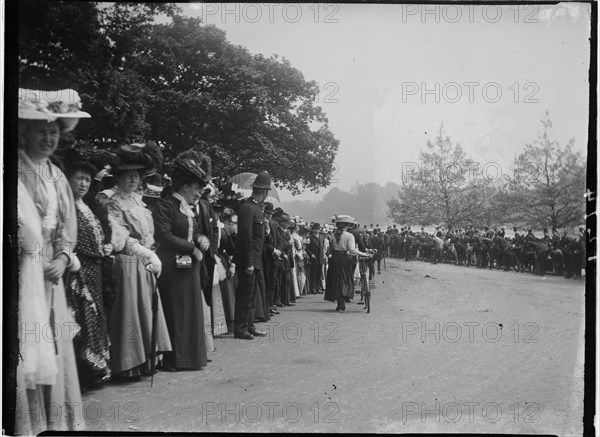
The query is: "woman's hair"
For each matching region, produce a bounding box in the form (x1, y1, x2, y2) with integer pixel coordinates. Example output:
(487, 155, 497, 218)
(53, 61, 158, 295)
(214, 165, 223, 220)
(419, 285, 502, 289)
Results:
(221, 212, 236, 224)
(64, 163, 95, 180)
(336, 222, 348, 231)
(334, 222, 347, 243)
(171, 169, 204, 193)
(113, 168, 141, 181)
(18, 118, 68, 138)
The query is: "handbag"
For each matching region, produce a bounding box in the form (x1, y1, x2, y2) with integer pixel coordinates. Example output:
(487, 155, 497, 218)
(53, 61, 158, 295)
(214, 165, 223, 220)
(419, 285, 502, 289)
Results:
(175, 254, 193, 269)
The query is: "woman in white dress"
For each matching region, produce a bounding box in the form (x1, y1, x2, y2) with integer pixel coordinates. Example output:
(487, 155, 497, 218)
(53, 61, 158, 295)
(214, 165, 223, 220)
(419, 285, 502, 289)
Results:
(16, 88, 89, 433)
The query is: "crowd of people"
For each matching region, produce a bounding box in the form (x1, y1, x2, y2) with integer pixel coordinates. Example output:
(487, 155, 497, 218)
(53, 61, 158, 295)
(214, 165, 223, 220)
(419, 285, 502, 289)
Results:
(15, 89, 373, 434)
(380, 224, 586, 278)
(14, 88, 586, 434)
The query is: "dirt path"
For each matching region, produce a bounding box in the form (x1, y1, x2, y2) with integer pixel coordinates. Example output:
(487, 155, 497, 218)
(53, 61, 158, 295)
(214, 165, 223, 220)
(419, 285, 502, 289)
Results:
(82, 258, 585, 435)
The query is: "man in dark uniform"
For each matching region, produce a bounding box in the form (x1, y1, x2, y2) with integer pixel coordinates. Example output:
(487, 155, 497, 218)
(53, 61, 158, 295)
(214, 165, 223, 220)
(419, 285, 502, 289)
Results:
(306, 222, 325, 294)
(233, 171, 271, 340)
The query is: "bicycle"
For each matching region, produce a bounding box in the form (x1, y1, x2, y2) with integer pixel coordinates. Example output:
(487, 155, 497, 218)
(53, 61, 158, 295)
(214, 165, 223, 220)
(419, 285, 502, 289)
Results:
(358, 255, 372, 313)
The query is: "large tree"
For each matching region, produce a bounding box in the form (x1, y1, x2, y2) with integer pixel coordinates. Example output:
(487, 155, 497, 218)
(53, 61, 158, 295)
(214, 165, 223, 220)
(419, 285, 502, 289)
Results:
(18, 2, 339, 194)
(507, 113, 586, 230)
(387, 125, 497, 228)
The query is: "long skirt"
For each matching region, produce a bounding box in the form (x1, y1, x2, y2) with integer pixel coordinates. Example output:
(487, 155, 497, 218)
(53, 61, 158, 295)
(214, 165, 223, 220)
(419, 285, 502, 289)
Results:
(66, 257, 111, 385)
(324, 252, 354, 302)
(108, 255, 172, 375)
(211, 264, 228, 335)
(16, 278, 85, 433)
(298, 266, 307, 295)
(291, 266, 300, 297)
(202, 290, 215, 352)
(157, 260, 207, 370)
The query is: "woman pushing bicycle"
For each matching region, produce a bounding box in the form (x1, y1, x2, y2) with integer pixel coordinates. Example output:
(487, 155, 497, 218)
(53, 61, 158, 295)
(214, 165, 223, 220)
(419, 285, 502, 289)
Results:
(324, 215, 372, 312)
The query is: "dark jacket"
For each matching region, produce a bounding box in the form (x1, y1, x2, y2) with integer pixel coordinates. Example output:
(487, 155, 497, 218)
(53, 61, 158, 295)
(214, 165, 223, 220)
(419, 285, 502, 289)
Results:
(371, 234, 384, 261)
(307, 233, 325, 265)
(153, 195, 199, 256)
(349, 228, 366, 252)
(234, 197, 265, 270)
(274, 225, 294, 270)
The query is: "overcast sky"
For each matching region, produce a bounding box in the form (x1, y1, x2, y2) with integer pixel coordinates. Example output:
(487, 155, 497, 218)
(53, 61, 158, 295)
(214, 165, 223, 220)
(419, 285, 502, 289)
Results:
(178, 3, 591, 202)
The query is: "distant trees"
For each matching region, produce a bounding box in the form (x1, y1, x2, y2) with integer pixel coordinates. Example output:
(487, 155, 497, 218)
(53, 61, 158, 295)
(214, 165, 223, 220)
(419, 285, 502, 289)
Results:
(279, 182, 402, 225)
(386, 125, 497, 229)
(386, 116, 586, 231)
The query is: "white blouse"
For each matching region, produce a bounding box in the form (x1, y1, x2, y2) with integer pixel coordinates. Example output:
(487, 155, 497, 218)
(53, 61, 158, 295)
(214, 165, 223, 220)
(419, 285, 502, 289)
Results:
(330, 231, 358, 255)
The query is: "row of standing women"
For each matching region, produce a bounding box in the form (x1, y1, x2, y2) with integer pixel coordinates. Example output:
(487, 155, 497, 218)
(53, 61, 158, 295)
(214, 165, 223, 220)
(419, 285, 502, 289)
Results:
(15, 89, 229, 433)
(15, 87, 367, 434)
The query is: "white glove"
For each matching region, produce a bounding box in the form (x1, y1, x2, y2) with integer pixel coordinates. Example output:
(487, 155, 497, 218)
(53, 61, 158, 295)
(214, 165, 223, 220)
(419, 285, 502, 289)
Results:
(70, 254, 81, 273)
(197, 235, 210, 252)
(145, 252, 162, 278)
(134, 244, 162, 277)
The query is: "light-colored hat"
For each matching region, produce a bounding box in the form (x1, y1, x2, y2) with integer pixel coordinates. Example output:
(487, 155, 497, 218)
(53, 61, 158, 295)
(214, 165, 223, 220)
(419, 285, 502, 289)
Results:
(18, 88, 91, 132)
(335, 215, 355, 224)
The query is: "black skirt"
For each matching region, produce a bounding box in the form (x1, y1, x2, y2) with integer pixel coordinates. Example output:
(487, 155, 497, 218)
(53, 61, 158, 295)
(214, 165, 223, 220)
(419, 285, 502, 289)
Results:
(324, 251, 354, 302)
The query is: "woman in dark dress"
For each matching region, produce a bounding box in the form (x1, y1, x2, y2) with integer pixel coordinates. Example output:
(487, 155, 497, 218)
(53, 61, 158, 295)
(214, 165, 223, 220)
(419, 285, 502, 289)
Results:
(324, 215, 371, 311)
(152, 150, 211, 371)
(64, 148, 114, 389)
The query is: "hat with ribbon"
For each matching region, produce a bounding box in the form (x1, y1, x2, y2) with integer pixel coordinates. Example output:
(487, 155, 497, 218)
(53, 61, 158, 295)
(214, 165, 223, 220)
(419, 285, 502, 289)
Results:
(18, 88, 91, 132)
(335, 215, 355, 225)
(113, 142, 163, 177)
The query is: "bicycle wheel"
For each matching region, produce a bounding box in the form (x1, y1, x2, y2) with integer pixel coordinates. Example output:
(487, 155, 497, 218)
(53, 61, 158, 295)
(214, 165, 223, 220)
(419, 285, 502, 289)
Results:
(361, 276, 368, 309)
(365, 290, 370, 313)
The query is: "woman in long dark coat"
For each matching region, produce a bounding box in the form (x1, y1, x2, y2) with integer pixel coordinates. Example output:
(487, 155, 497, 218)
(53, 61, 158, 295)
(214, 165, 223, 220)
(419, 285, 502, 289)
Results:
(152, 150, 211, 371)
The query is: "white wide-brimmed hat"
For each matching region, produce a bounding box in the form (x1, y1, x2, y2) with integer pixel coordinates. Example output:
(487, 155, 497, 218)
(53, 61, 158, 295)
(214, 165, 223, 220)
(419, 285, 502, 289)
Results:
(335, 214, 355, 224)
(18, 88, 91, 132)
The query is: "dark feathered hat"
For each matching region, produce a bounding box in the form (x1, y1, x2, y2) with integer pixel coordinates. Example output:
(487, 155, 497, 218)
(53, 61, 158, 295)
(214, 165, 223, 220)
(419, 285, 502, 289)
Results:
(62, 146, 97, 178)
(114, 142, 163, 176)
(263, 202, 274, 214)
(171, 149, 212, 184)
